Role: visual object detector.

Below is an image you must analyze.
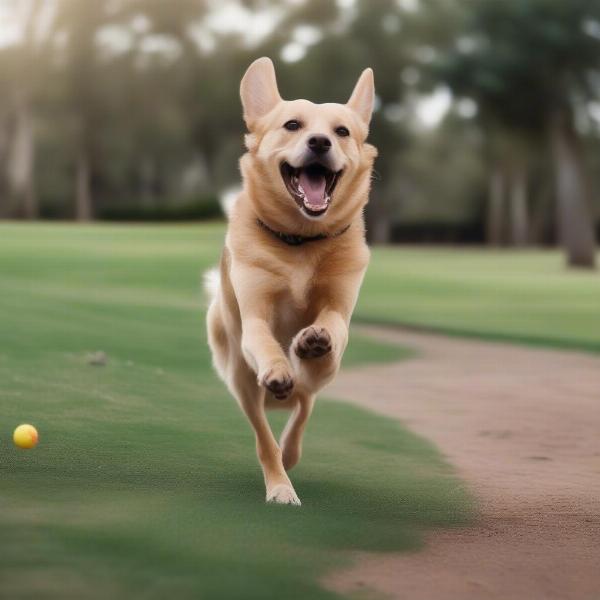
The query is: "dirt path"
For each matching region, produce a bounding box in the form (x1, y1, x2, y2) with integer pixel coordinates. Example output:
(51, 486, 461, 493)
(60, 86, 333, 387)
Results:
(325, 326, 600, 600)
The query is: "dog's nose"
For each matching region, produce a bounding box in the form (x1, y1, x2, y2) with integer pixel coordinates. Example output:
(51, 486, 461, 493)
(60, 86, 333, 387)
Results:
(307, 135, 331, 155)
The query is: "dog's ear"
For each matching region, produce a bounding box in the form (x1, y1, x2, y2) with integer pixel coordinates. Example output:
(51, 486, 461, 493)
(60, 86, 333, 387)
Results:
(347, 68, 375, 126)
(240, 57, 281, 129)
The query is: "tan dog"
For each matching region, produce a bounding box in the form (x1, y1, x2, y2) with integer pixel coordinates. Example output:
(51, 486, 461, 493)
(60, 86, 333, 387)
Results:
(206, 57, 377, 505)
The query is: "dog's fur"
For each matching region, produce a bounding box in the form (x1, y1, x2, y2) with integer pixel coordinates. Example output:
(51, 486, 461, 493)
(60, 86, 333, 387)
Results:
(206, 57, 376, 505)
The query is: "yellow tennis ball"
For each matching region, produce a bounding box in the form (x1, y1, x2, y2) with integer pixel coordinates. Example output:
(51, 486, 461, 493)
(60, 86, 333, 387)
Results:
(13, 424, 39, 449)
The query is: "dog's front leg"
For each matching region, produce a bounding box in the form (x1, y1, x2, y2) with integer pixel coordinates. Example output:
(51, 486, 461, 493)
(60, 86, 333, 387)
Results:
(290, 308, 348, 392)
(232, 264, 295, 400)
(290, 267, 366, 392)
(241, 316, 294, 399)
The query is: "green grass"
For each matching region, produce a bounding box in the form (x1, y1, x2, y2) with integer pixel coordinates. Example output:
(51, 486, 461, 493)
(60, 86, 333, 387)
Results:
(358, 246, 600, 353)
(0, 223, 468, 600)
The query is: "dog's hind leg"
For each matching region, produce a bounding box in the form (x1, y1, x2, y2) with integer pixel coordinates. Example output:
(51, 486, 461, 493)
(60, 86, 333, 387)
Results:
(206, 299, 228, 381)
(279, 392, 315, 471)
(230, 359, 301, 506)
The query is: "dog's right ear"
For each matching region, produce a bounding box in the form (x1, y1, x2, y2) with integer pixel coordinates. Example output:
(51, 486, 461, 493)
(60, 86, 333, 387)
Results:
(240, 57, 281, 130)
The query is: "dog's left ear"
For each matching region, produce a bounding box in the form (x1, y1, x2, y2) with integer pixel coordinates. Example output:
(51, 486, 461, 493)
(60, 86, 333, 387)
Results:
(240, 57, 282, 129)
(347, 68, 375, 126)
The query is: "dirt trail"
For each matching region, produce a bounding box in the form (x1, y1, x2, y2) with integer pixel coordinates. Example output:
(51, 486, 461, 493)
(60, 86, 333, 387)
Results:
(325, 326, 600, 600)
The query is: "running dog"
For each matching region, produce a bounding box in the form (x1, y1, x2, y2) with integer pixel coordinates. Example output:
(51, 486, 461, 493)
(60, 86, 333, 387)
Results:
(206, 57, 376, 505)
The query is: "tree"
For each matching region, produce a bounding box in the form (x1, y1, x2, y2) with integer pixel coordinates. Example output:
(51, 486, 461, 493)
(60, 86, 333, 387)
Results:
(433, 0, 599, 266)
(0, 0, 56, 218)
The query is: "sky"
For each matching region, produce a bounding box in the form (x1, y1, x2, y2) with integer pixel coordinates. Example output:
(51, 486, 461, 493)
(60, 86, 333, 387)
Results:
(0, 0, 25, 48)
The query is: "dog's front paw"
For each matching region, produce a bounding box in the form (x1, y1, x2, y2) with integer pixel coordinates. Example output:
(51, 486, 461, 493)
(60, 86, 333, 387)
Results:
(259, 363, 294, 400)
(293, 326, 332, 359)
(266, 484, 301, 506)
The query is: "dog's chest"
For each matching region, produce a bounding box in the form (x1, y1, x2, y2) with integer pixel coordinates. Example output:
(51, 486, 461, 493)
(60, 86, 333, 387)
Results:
(287, 259, 315, 309)
(273, 260, 317, 340)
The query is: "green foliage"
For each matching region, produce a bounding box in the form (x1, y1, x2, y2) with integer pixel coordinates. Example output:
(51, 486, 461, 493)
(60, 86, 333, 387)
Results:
(97, 196, 222, 221)
(433, 0, 600, 131)
(396, 115, 487, 225)
(0, 222, 471, 599)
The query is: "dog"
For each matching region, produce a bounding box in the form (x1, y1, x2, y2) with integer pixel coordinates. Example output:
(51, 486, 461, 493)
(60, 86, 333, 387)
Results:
(206, 57, 377, 505)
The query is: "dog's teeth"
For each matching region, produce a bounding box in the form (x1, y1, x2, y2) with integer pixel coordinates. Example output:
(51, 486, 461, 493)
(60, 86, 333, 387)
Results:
(298, 185, 305, 196)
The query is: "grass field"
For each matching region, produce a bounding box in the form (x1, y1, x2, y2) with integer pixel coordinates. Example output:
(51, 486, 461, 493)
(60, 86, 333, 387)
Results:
(1, 223, 468, 600)
(360, 247, 600, 353)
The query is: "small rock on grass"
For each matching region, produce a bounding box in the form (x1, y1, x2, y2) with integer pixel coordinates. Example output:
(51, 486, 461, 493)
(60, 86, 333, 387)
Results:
(87, 351, 108, 366)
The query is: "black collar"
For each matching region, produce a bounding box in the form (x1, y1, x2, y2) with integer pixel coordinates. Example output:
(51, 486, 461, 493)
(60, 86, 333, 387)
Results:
(256, 218, 351, 246)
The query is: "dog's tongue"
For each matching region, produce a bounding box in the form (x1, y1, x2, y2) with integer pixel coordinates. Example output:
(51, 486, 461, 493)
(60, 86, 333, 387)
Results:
(299, 170, 327, 209)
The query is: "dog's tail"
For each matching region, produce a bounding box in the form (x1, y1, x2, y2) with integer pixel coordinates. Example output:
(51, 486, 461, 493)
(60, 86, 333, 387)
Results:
(203, 267, 220, 303)
(220, 187, 241, 219)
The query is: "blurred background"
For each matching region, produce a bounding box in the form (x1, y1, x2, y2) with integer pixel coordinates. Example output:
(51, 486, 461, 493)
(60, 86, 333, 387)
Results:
(0, 0, 599, 267)
(1, 4, 599, 595)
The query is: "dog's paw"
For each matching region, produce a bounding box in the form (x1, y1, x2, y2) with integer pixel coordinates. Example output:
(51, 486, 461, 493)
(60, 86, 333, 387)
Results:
(259, 364, 294, 400)
(293, 326, 332, 359)
(266, 484, 301, 506)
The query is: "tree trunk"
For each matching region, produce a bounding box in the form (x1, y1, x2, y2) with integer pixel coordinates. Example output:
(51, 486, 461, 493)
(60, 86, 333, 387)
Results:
(0, 113, 9, 217)
(508, 162, 528, 246)
(487, 163, 505, 246)
(75, 149, 93, 221)
(366, 210, 390, 244)
(7, 91, 37, 219)
(549, 109, 596, 268)
(529, 183, 553, 246)
(139, 156, 157, 208)
(365, 200, 390, 244)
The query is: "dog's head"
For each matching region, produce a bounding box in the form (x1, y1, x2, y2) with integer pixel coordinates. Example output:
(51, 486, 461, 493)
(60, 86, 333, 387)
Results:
(239, 57, 377, 232)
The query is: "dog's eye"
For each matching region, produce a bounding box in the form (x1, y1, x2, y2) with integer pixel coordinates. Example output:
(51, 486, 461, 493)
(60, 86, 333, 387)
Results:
(283, 120, 302, 131)
(335, 126, 350, 137)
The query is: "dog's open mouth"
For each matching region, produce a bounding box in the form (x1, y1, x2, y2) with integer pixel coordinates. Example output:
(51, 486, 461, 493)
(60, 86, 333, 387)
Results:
(280, 162, 342, 217)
